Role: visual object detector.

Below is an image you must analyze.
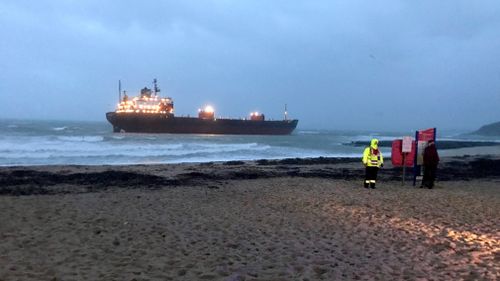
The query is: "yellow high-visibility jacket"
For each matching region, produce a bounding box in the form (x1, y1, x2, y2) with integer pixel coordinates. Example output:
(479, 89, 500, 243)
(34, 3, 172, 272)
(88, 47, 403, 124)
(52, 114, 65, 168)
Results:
(363, 144, 384, 168)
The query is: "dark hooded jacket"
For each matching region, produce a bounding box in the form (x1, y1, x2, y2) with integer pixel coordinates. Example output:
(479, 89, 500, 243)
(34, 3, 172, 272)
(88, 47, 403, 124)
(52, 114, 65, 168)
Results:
(423, 143, 439, 166)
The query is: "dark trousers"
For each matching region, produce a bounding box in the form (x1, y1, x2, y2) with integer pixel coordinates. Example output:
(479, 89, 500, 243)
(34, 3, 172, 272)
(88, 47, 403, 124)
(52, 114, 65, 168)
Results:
(364, 166, 379, 188)
(422, 164, 437, 188)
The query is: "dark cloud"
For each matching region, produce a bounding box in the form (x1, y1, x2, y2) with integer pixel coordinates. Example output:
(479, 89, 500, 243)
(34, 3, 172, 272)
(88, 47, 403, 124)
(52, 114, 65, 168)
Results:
(1, 0, 499, 130)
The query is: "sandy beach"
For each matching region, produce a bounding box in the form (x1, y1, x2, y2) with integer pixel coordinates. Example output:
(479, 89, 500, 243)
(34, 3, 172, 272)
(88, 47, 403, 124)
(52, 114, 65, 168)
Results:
(0, 156, 499, 280)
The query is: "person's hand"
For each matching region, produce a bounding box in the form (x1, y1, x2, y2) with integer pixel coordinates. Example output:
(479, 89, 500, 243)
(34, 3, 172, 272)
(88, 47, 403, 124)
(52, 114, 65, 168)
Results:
(380, 163, 384, 168)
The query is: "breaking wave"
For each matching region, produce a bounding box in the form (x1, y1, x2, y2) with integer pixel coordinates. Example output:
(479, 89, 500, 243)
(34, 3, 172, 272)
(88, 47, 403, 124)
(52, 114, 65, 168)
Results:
(57, 136, 104, 142)
(52, 126, 68, 131)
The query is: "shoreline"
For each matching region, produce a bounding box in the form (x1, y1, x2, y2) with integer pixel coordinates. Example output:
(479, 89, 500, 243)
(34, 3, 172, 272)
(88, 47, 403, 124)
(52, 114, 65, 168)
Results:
(1, 139, 499, 168)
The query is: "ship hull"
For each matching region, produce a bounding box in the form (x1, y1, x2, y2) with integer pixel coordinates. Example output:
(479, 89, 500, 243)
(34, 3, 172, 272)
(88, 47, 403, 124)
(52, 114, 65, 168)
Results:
(106, 112, 298, 135)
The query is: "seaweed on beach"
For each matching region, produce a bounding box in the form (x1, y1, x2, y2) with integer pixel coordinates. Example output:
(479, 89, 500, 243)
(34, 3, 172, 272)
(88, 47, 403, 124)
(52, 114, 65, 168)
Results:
(227, 169, 275, 179)
(256, 157, 359, 165)
(450, 158, 500, 179)
(1, 157, 499, 196)
(419, 158, 500, 181)
(223, 161, 246, 166)
(0, 170, 179, 196)
(176, 172, 223, 181)
(0, 170, 175, 187)
(469, 158, 500, 176)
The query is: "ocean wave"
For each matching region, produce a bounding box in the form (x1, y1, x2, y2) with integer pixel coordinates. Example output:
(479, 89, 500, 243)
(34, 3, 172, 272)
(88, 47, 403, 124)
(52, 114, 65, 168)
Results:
(0, 124, 390, 165)
(0, 149, 379, 166)
(298, 130, 320, 135)
(57, 136, 104, 142)
(182, 142, 264, 150)
(0, 141, 272, 159)
(350, 135, 400, 142)
(52, 126, 68, 131)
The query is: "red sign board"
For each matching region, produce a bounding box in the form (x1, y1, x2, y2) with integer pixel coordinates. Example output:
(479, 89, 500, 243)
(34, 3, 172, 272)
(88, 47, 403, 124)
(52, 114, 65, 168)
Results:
(392, 139, 415, 167)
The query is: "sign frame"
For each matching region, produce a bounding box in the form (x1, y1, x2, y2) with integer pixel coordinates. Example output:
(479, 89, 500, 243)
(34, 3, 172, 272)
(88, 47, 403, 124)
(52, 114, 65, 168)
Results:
(412, 128, 437, 186)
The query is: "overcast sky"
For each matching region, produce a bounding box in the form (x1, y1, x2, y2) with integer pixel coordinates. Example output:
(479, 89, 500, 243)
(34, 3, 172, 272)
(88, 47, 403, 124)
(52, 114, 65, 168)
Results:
(1, 0, 499, 131)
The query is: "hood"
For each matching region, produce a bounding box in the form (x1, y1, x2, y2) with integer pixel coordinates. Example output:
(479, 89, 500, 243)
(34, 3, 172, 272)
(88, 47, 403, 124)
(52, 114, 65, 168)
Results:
(370, 139, 379, 150)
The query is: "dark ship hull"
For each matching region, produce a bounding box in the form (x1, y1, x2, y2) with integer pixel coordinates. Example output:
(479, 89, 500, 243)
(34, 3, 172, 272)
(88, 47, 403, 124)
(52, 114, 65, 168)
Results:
(106, 112, 298, 135)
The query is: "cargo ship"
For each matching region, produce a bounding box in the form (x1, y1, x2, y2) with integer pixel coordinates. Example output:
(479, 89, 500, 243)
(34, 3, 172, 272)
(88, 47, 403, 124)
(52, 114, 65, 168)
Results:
(106, 79, 298, 135)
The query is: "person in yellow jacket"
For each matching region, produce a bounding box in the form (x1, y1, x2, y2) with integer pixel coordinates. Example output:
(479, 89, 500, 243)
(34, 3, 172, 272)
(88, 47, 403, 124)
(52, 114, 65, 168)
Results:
(362, 139, 384, 188)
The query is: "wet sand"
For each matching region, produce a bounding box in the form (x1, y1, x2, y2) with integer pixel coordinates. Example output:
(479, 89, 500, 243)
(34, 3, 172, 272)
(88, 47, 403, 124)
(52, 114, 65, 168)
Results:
(0, 156, 499, 280)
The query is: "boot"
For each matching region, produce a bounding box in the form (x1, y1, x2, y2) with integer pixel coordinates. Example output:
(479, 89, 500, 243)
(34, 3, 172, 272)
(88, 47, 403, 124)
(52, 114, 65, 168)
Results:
(364, 182, 369, 188)
(421, 180, 427, 188)
(370, 183, 376, 189)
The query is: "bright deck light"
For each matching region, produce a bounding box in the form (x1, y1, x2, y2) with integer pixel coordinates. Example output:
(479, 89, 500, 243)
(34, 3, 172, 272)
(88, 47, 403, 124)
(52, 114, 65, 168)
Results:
(204, 105, 214, 113)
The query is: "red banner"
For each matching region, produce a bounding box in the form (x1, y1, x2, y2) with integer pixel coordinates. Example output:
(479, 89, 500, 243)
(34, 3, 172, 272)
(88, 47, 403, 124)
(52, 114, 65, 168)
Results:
(413, 127, 437, 186)
(418, 128, 435, 142)
(416, 128, 436, 165)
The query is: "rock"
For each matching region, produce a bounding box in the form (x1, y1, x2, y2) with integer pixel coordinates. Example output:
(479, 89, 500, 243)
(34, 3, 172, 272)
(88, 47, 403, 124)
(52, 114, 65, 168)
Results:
(313, 266, 328, 276)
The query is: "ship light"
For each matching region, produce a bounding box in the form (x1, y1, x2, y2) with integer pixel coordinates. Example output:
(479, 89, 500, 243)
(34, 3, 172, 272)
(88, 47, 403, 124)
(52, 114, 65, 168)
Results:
(204, 105, 214, 113)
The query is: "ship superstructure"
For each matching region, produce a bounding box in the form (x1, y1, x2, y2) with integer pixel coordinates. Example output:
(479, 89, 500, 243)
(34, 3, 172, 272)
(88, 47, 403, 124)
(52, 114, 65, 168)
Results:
(116, 79, 174, 114)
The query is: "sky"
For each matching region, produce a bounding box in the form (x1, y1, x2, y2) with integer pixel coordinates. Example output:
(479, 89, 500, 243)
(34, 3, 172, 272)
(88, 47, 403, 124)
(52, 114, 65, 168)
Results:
(1, 0, 499, 131)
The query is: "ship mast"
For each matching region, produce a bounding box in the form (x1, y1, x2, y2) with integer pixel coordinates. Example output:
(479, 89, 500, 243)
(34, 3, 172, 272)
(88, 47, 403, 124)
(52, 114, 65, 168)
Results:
(284, 104, 288, 120)
(153, 78, 160, 96)
(118, 80, 122, 103)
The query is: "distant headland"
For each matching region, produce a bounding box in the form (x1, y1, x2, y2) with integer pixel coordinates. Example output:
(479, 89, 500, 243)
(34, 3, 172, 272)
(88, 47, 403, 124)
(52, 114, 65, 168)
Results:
(471, 121, 500, 136)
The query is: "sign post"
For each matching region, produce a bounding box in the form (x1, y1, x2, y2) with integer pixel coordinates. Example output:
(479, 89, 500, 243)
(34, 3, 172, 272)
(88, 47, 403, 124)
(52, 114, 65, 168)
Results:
(391, 138, 415, 186)
(402, 136, 412, 185)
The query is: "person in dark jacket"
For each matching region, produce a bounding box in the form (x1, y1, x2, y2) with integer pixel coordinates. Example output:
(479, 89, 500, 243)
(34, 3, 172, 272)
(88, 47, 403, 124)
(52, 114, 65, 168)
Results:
(421, 140, 439, 189)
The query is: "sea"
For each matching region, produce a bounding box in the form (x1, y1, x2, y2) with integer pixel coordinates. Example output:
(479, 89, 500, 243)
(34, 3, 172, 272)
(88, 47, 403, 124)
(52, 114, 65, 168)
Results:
(0, 119, 485, 166)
